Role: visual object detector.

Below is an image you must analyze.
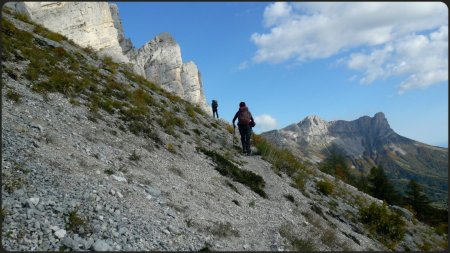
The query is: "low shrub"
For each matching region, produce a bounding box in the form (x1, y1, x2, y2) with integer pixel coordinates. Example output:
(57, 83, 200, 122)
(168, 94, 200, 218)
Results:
(291, 172, 307, 191)
(0, 207, 8, 222)
(66, 209, 89, 234)
(359, 202, 406, 247)
(167, 143, 176, 153)
(317, 180, 334, 195)
(6, 89, 21, 102)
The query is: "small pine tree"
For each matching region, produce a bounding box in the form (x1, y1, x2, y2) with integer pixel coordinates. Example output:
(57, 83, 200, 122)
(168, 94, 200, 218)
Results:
(405, 179, 431, 220)
(367, 166, 399, 205)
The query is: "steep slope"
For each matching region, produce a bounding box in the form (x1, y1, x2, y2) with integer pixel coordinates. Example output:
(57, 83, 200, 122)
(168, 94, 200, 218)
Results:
(262, 113, 448, 207)
(1, 9, 447, 251)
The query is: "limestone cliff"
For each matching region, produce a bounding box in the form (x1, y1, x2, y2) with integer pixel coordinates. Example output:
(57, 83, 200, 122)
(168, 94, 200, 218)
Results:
(109, 3, 133, 55)
(181, 61, 210, 112)
(6, 1, 210, 113)
(5, 2, 129, 63)
(128, 33, 210, 113)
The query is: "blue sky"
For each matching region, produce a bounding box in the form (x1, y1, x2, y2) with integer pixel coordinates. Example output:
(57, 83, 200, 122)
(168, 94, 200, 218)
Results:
(114, 2, 448, 147)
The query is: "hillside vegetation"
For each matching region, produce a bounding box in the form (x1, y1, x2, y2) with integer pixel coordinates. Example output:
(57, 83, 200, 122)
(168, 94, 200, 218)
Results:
(1, 8, 447, 251)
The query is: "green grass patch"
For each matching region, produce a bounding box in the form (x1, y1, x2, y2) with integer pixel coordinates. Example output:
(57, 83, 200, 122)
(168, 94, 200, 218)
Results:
(197, 147, 266, 198)
(14, 12, 30, 23)
(252, 134, 307, 176)
(32, 24, 67, 42)
(102, 56, 118, 74)
(185, 104, 196, 118)
(157, 110, 185, 136)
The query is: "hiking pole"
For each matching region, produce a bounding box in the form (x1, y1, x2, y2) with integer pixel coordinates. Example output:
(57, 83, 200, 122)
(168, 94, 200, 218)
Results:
(232, 125, 236, 146)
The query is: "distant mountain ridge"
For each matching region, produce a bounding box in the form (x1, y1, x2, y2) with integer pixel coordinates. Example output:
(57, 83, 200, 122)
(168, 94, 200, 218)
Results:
(261, 112, 448, 207)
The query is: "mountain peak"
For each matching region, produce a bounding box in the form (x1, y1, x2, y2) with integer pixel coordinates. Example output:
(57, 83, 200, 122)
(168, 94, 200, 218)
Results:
(374, 112, 386, 119)
(300, 115, 328, 126)
(155, 32, 177, 44)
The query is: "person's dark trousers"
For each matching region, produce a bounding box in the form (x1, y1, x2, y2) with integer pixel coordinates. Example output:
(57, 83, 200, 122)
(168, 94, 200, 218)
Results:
(238, 124, 252, 154)
(213, 109, 218, 118)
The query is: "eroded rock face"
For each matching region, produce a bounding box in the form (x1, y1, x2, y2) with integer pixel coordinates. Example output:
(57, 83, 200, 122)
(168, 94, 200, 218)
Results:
(7, 2, 129, 63)
(109, 3, 133, 55)
(7, 2, 210, 112)
(181, 61, 210, 112)
(129, 33, 210, 112)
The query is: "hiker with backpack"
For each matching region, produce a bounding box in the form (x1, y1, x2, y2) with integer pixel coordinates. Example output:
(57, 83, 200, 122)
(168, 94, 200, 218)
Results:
(212, 99, 219, 119)
(232, 102, 255, 155)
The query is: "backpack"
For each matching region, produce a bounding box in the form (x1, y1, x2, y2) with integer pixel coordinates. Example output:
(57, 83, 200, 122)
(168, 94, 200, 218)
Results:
(212, 100, 218, 108)
(238, 109, 251, 125)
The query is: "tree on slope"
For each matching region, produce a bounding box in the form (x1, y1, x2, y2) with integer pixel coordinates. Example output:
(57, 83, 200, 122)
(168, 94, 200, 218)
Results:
(367, 166, 399, 204)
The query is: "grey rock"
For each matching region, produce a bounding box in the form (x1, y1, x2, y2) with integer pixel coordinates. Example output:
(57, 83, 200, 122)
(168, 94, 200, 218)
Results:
(26, 209, 34, 219)
(92, 240, 111, 251)
(54, 229, 66, 239)
(118, 227, 128, 235)
(144, 186, 161, 197)
(62, 237, 80, 250)
(389, 205, 414, 221)
(84, 238, 95, 250)
(111, 175, 127, 182)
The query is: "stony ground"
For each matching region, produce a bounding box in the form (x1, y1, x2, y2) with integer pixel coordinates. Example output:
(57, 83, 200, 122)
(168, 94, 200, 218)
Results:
(1, 10, 447, 251)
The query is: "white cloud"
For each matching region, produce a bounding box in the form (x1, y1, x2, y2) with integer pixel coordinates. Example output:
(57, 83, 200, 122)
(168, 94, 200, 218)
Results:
(254, 114, 277, 132)
(346, 26, 448, 92)
(251, 2, 448, 92)
(263, 2, 292, 28)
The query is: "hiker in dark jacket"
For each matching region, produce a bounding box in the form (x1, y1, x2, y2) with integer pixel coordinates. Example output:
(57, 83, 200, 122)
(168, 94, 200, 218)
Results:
(212, 100, 219, 119)
(232, 102, 254, 155)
